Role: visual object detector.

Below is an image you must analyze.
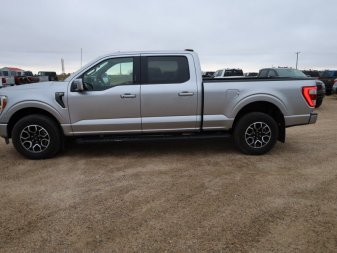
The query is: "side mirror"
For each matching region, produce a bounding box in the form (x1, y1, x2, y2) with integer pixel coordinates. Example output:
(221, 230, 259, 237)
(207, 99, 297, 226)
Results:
(72, 78, 84, 92)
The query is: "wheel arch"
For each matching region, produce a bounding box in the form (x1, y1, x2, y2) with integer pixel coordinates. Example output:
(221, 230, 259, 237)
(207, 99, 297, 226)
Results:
(232, 101, 286, 142)
(7, 107, 63, 138)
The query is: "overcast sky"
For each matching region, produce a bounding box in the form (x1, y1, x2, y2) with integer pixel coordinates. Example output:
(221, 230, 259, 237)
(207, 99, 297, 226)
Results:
(1, 0, 337, 74)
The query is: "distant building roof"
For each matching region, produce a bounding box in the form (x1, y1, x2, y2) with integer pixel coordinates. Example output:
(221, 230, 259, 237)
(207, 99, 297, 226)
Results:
(0, 67, 24, 72)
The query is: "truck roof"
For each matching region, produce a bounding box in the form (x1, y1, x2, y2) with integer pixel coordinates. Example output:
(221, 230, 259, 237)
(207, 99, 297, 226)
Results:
(0, 67, 24, 72)
(97, 50, 197, 58)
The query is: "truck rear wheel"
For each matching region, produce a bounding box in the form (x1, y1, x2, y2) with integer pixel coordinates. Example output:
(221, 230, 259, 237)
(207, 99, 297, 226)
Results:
(234, 112, 278, 155)
(12, 114, 62, 159)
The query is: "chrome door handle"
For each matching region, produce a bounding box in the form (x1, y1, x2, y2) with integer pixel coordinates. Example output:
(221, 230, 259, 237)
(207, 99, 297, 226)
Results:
(178, 91, 194, 96)
(120, 93, 136, 98)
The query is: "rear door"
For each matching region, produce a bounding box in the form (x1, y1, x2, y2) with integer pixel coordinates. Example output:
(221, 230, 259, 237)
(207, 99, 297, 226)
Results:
(140, 54, 199, 132)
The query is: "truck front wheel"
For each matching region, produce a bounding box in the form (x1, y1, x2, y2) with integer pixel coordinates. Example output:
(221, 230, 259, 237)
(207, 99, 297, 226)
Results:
(12, 114, 62, 159)
(234, 112, 278, 155)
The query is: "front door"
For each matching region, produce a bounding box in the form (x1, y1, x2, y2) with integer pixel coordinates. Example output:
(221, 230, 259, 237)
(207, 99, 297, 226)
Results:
(68, 56, 141, 135)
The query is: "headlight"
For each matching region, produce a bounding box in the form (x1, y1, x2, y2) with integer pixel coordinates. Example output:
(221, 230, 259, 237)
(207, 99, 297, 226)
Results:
(0, 96, 8, 113)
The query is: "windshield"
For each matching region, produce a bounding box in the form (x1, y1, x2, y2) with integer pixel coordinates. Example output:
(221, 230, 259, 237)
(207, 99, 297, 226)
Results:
(224, 69, 243, 76)
(276, 69, 307, 77)
(213, 70, 223, 77)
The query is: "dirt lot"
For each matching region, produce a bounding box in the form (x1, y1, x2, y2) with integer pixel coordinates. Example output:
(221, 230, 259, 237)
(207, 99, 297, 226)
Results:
(1, 97, 337, 253)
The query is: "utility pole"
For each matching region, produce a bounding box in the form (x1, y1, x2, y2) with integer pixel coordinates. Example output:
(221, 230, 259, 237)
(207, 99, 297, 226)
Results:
(80, 48, 83, 68)
(295, 52, 301, 69)
(61, 58, 65, 74)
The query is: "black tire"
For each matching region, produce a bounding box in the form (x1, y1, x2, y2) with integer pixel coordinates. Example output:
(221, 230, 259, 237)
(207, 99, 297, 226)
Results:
(234, 112, 278, 155)
(315, 98, 323, 108)
(12, 114, 62, 159)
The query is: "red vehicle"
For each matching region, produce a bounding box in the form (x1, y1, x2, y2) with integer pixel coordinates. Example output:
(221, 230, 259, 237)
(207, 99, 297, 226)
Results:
(7, 69, 38, 85)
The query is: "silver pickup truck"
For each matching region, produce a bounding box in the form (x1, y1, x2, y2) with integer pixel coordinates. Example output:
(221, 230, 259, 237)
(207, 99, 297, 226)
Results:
(0, 50, 317, 159)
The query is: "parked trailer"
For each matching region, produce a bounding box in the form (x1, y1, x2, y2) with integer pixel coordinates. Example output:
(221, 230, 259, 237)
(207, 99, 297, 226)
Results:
(0, 69, 15, 87)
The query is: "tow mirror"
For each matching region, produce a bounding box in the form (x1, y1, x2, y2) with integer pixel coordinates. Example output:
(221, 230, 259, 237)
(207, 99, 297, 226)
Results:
(72, 78, 84, 92)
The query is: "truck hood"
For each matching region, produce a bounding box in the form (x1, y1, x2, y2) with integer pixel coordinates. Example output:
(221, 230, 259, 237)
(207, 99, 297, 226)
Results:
(0, 81, 68, 92)
(0, 82, 69, 97)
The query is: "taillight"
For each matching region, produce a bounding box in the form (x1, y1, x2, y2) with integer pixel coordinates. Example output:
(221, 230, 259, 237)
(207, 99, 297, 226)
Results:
(1, 78, 6, 84)
(334, 79, 337, 85)
(302, 86, 317, 107)
(0, 96, 8, 113)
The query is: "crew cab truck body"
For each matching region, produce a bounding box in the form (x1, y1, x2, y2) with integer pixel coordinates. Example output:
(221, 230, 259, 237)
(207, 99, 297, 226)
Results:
(0, 50, 318, 159)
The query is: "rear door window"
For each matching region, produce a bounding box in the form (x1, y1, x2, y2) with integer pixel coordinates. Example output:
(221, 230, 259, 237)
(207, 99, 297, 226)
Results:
(267, 70, 277, 77)
(142, 56, 190, 84)
(259, 69, 268, 77)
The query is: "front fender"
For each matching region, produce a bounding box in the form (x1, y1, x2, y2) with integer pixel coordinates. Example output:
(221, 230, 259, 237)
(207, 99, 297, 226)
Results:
(2, 100, 66, 124)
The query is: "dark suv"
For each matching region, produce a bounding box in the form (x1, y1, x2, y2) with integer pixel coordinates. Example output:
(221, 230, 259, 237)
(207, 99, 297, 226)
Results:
(302, 70, 320, 79)
(320, 70, 337, 95)
(258, 68, 325, 108)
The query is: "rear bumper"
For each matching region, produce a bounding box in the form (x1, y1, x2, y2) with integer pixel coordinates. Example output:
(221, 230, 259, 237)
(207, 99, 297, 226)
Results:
(309, 113, 318, 124)
(285, 112, 318, 127)
(0, 124, 8, 138)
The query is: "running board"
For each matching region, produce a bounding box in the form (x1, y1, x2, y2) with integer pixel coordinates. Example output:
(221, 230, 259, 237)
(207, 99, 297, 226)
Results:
(76, 132, 231, 144)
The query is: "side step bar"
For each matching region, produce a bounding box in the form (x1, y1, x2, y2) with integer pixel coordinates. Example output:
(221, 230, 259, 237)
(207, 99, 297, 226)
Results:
(76, 132, 231, 144)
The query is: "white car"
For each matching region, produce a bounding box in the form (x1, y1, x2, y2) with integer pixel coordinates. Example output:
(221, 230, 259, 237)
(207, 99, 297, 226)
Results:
(213, 68, 244, 78)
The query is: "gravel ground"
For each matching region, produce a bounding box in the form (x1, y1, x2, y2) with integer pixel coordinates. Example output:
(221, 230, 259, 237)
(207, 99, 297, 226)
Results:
(1, 96, 337, 253)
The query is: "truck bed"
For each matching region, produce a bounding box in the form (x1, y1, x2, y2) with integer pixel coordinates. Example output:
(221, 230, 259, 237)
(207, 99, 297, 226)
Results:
(202, 77, 315, 82)
(201, 77, 317, 131)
